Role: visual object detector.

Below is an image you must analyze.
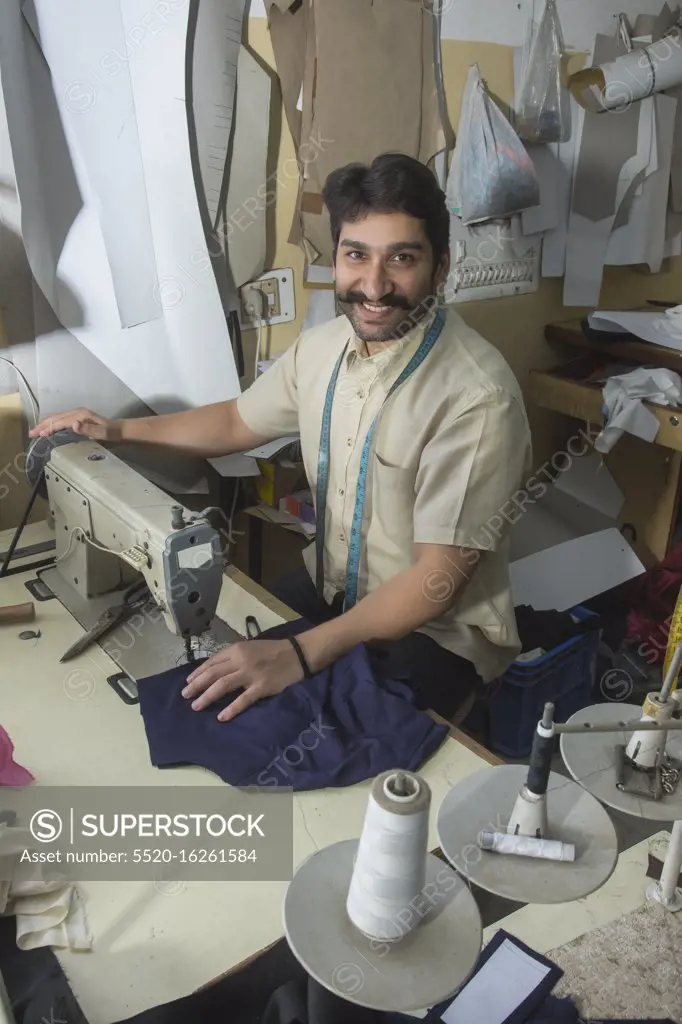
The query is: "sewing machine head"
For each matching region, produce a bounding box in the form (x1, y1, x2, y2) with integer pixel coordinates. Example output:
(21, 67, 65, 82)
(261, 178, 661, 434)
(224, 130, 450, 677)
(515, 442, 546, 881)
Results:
(29, 435, 223, 641)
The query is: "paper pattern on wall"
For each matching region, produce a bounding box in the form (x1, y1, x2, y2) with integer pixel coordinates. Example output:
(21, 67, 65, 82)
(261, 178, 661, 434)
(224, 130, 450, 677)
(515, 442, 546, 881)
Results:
(605, 93, 678, 272)
(223, 46, 272, 289)
(189, 0, 245, 230)
(563, 33, 647, 305)
(266, 0, 448, 267)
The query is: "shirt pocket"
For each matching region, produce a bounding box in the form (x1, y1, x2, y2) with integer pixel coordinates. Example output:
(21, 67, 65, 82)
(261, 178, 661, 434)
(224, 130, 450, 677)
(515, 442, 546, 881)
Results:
(370, 453, 417, 553)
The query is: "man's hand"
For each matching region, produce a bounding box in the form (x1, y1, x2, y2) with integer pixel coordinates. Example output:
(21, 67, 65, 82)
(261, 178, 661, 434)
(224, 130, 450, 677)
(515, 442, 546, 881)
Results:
(29, 408, 119, 442)
(182, 638, 305, 722)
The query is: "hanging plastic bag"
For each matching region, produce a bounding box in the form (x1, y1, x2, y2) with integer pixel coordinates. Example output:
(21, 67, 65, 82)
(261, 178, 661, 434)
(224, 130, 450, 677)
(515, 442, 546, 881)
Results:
(448, 64, 540, 226)
(516, 0, 571, 144)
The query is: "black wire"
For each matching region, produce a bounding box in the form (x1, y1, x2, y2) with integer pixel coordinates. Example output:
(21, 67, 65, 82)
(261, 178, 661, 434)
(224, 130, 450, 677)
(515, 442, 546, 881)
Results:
(0, 468, 46, 578)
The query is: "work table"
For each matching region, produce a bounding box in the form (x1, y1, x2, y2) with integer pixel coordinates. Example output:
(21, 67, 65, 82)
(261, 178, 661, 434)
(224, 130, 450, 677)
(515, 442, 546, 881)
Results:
(0, 521, 666, 1022)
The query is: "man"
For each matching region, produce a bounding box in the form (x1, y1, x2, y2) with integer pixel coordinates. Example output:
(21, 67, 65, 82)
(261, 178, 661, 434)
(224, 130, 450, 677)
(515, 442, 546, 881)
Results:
(31, 153, 532, 723)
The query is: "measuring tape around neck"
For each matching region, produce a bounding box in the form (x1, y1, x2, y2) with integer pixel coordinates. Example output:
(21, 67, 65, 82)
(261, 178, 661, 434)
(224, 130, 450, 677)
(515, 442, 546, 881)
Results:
(314, 306, 446, 610)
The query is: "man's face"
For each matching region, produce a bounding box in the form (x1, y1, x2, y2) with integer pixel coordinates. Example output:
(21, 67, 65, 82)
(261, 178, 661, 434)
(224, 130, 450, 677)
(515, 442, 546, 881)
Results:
(333, 212, 449, 343)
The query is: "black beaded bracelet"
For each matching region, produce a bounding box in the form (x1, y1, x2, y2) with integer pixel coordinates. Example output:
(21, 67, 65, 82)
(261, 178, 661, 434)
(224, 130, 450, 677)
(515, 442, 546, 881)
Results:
(289, 636, 312, 678)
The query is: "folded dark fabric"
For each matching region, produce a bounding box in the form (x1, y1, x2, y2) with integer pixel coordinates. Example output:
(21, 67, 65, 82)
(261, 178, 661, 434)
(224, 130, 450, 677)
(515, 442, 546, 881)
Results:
(137, 621, 449, 792)
(515, 605, 602, 654)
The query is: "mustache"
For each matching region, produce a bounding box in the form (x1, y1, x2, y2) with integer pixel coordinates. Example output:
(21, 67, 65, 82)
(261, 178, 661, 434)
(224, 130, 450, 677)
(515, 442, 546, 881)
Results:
(336, 290, 413, 311)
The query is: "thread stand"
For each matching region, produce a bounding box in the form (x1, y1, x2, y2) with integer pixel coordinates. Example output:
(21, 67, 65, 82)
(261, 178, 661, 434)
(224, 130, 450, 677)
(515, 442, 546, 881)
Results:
(436, 764, 618, 903)
(560, 703, 682, 820)
(282, 770, 482, 1013)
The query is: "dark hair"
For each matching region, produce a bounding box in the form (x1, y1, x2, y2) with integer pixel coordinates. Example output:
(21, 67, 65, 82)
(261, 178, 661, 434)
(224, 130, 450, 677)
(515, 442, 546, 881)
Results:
(322, 153, 450, 266)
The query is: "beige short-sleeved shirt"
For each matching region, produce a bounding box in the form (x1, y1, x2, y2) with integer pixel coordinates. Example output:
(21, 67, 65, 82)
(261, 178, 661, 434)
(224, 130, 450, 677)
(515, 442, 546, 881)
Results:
(237, 306, 532, 683)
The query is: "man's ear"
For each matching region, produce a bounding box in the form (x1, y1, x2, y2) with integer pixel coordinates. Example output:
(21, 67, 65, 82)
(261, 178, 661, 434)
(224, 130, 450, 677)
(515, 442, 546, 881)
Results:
(436, 251, 450, 287)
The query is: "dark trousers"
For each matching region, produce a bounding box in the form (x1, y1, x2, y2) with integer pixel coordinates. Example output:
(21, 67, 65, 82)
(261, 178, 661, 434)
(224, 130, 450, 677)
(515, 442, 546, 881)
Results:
(270, 567, 480, 720)
(263, 977, 399, 1024)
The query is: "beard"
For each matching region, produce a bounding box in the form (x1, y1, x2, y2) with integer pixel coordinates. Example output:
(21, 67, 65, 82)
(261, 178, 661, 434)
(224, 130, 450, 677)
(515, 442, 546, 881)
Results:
(335, 284, 437, 343)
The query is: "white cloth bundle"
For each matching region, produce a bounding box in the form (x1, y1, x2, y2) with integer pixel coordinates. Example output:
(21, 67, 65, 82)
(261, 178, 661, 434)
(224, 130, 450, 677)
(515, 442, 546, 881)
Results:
(0, 824, 91, 951)
(595, 366, 682, 453)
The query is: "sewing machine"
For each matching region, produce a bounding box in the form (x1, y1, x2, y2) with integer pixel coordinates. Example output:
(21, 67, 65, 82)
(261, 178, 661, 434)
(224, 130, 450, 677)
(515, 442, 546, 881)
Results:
(24, 433, 240, 692)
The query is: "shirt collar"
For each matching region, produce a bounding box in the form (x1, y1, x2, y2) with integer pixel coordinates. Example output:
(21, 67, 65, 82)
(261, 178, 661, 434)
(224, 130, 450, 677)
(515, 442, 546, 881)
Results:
(345, 305, 439, 372)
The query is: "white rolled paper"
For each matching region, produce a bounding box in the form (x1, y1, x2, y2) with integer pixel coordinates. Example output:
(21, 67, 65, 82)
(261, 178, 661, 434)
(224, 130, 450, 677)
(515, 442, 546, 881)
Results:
(570, 26, 682, 111)
(346, 770, 430, 942)
(478, 829, 575, 862)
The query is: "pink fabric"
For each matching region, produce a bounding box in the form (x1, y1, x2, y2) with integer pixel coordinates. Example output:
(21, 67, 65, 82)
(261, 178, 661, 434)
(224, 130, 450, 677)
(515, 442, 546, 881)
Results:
(0, 726, 34, 785)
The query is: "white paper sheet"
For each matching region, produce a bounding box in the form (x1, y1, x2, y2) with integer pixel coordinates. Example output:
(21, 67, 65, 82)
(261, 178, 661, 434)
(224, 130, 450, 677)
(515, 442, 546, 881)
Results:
(588, 310, 682, 350)
(0, 0, 243, 416)
(553, 452, 625, 519)
(304, 264, 334, 286)
(241, 435, 300, 459)
(440, 939, 550, 1024)
(302, 289, 337, 330)
(510, 528, 645, 610)
(29, 0, 161, 331)
(224, 46, 271, 288)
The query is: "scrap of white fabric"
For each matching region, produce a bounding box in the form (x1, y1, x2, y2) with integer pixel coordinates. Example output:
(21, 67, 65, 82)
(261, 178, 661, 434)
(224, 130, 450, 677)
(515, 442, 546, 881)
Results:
(0, 824, 92, 952)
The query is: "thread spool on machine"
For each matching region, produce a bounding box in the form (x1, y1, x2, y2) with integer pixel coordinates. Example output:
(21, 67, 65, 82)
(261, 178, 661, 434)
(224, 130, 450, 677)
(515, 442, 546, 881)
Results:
(283, 768, 482, 1013)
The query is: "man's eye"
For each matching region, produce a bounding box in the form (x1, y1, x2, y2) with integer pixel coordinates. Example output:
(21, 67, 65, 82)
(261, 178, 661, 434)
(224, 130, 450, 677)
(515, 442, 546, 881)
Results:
(346, 251, 364, 260)
(391, 253, 414, 264)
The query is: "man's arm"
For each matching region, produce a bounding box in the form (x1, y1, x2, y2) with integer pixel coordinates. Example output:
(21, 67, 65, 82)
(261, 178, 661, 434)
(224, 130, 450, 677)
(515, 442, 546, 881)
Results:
(298, 542, 476, 672)
(30, 334, 302, 457)
(29, 399, 274, 459)
(116, 400, 270, 457)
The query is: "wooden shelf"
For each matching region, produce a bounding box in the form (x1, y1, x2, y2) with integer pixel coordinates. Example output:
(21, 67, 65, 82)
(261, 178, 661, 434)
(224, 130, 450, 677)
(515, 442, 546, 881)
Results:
(528, 360, 682, 454)
(545, 318, 682, 376)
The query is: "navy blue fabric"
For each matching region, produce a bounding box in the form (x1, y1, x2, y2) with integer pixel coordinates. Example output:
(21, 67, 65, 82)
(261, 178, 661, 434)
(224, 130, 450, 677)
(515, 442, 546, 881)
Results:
(136, 621, 449, 791)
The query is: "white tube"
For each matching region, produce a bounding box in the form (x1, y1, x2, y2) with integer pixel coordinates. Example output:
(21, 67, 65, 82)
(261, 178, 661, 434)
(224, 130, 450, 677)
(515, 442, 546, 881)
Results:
(478, 830, 575, 862)
(571, 28, 682, 111)
(658, 821, 682, 909)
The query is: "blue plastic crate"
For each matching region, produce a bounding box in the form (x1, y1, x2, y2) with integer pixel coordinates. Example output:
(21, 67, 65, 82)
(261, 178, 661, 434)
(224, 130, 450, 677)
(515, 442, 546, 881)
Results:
(488, 606, 600, 758)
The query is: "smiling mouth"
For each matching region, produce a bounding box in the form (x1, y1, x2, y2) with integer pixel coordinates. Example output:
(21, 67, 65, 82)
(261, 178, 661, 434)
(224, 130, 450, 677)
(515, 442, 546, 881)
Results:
(360, 302, 394, 315)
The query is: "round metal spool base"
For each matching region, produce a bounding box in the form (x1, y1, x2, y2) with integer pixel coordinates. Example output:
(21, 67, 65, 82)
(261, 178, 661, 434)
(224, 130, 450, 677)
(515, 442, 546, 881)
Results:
(560, 703, 682, 821)
(283, 840, 482, 1013)
(436, 765, 618, 904)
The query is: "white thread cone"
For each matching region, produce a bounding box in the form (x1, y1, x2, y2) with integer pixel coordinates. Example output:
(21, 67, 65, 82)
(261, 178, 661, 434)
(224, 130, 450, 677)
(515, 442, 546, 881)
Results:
(346, 770, 430, 942)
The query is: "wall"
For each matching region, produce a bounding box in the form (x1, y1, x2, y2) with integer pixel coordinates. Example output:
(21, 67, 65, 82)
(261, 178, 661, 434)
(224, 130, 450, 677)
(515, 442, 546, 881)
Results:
(242, 22, 682, 467)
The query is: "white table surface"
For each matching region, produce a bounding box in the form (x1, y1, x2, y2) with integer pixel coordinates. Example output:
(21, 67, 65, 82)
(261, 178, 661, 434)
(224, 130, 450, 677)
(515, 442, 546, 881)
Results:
(0, 521, 498, 1023)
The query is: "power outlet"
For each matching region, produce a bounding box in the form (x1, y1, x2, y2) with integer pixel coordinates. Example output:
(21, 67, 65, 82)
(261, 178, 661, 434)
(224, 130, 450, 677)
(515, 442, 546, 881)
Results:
(258, 277, 281, 319)
(239, 268, 296, 329)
